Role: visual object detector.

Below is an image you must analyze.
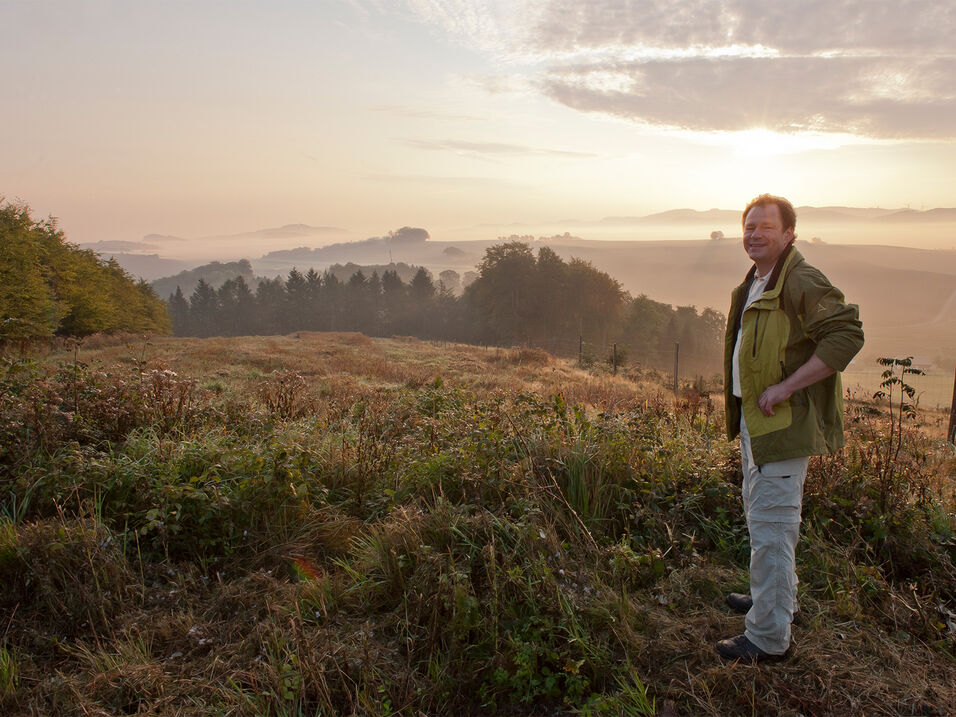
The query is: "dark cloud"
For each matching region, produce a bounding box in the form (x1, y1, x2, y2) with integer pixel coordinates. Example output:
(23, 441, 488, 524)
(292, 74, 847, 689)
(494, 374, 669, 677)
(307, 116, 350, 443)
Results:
(542, 56, 956, 137)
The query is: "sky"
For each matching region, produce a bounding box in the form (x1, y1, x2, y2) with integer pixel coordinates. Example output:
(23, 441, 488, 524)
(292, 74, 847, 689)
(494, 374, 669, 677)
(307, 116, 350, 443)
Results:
(3, 0, 956, 250)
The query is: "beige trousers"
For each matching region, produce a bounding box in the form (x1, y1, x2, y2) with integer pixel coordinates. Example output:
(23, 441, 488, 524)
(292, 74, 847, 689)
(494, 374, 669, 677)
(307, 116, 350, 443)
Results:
(739, 415, 808, 655)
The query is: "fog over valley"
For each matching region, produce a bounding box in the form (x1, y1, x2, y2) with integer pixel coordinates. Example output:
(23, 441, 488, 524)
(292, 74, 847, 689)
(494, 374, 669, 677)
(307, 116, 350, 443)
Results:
(81, 206, 954, 372)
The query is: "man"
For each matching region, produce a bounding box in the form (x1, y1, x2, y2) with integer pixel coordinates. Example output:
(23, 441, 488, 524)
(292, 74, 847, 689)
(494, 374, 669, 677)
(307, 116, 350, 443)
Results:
(717, 194, 863, 662)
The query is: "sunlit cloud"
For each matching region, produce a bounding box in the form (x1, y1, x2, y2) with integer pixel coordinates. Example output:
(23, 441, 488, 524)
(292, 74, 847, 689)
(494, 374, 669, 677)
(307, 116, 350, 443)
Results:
(541, 56, 956, 138)
(528, 0, 955, 56)
(371, 0, 956, 140)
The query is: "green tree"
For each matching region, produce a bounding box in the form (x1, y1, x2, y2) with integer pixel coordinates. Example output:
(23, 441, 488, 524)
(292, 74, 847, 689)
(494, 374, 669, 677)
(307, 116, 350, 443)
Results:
(168, 287, 190, 335)
(216, 276, 255, 336)
(346, 270, 374, 334)
(255, 277, 286, 334)
(284, 268, 308, 333)
(0, 200, 170, 339)
(189, 279, 219, 337)
(409, 267, 436, 337)
(0, 203, 61, 338)
(533, 246, 572, 343)
(380, 269, 407, 335)
(304, 268, 323, 330)
(466, 241, 538, 344)
(565, 257, 627, 347)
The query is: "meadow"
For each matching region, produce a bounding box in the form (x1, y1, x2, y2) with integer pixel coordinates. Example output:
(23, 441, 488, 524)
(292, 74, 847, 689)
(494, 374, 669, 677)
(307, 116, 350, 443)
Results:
(0, 332, 953, 716)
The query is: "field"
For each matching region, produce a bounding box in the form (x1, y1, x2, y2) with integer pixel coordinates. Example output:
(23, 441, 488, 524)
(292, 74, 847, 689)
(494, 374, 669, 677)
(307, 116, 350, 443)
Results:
(1, 332, 954, 716)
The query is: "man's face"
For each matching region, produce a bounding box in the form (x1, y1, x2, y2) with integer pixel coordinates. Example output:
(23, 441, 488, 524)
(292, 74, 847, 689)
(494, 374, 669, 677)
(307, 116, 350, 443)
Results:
(742, 203, 793, 274)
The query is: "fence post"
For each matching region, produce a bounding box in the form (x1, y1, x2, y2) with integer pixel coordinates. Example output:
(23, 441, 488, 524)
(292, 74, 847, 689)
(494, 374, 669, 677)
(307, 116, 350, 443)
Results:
(578, 335, 583, 365)
(948, 364, 956, 444)
(613, 343, 617, 374)
(673, 342, 680, 394)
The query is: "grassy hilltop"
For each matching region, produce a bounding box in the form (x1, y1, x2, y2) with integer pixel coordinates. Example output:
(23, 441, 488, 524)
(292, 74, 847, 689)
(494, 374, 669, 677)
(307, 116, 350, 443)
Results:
(0, 333, 954, 715)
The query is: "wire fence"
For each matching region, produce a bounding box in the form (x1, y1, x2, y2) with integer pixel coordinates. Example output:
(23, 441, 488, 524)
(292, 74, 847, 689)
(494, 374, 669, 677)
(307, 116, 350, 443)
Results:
(842, 366, 956, 411)
(532, 338, 955, 411)
(457, 335, 723, 391)
(431, 337, 956, 442)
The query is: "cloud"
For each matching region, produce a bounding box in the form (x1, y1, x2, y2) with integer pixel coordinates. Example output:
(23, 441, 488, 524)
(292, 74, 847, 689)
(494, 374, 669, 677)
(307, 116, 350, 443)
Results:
(543, 56, 956, 138)
(401, 0, 539, 53)
(530, 0, 956, 56)
(384, 0, 956, 140)
(401, 138, 597, 157)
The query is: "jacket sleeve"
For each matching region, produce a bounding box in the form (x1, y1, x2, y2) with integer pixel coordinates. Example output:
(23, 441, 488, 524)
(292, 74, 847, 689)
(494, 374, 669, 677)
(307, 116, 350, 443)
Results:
(794, 267, 864, 371)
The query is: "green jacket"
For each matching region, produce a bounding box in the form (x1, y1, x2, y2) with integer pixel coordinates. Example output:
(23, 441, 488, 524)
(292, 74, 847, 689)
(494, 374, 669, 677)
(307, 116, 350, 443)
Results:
(724, 245, 864, 465)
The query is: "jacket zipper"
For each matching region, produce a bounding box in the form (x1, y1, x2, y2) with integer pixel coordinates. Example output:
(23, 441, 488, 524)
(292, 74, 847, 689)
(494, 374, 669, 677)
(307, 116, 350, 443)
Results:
(751, 312, 760, 358)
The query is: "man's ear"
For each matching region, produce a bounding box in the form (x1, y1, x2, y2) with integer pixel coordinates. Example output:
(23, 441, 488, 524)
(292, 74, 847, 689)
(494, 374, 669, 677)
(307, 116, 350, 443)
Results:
(784, 228, 794, 242)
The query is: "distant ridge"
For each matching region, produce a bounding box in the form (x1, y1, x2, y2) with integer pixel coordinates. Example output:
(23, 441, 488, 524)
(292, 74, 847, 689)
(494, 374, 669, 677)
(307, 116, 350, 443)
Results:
(799, 206, 900, 220)
(877, 207, 956, 222)
(101, 253, 192, 281)
(601, 209, 738, 224)
(208, 224, 349, 240)
(81, 240, 160, 252)
(522, 206, 956, 228)
(150, 259, 257, 299)
(144, 233, 187, 242)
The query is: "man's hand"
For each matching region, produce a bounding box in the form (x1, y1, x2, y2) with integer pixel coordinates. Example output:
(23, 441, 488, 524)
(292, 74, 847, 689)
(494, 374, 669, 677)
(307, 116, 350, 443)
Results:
(759, 383, 792, 416)
(757, 354, 836, 417)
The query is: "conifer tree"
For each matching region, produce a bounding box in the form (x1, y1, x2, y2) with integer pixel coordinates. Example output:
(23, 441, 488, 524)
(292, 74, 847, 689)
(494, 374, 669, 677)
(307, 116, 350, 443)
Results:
(168, 287, 190, 335)
(255, 277, 286, 334)
(189, 279, 219, 337)
(305, 268, 322, 330)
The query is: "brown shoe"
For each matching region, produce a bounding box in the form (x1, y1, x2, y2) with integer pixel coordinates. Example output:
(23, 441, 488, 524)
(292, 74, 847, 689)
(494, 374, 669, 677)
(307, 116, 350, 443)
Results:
(726, 593, 753, 614)
(715, 634, 787, 662)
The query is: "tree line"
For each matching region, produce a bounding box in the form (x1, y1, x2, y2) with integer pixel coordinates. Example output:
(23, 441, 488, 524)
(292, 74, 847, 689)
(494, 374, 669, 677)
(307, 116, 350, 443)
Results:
(169, 242, 724, 374)
(0, 197, 724, 373)
(0, 201, 170, 341)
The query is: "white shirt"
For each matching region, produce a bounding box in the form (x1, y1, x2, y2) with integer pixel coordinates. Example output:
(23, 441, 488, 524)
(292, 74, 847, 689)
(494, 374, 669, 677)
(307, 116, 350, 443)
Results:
(732, 270, 771, 398)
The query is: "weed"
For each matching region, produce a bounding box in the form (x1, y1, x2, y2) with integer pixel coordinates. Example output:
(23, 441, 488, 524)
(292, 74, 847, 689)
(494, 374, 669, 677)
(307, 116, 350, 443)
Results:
(579, 668, 656, 716)
(0, 645, 17, 700)
(872, 356, 928, 510)
(259, 370, 315, 420)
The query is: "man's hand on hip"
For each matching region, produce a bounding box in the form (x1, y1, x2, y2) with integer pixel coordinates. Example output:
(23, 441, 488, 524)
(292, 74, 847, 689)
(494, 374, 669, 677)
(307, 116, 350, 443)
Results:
(759, 383, 793, 416)
(758, 354, 837, 417)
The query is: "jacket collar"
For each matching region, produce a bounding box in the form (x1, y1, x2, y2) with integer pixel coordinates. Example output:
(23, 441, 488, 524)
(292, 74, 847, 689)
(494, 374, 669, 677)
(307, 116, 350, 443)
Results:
(741, 242, 801, 300)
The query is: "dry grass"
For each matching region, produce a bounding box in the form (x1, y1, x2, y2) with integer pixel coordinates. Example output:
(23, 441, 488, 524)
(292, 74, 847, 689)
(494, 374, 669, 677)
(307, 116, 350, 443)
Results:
(2, 331, 953, 716)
